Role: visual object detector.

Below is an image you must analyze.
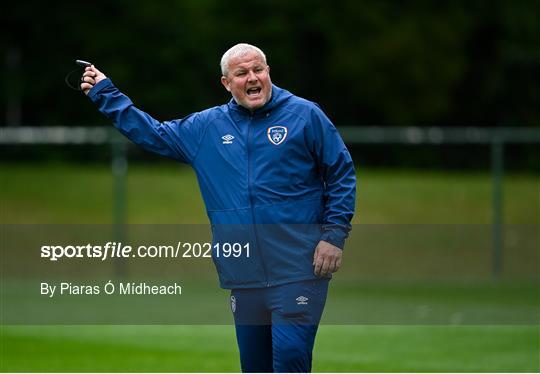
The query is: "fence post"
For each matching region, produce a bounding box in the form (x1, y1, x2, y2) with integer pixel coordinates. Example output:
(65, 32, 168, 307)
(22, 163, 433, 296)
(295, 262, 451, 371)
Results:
(111, 134, 128, 277)
(491, 136, 504, 280)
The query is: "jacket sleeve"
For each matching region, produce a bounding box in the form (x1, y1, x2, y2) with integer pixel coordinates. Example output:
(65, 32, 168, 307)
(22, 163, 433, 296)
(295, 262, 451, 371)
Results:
(306, 105, 356, 249)
(88, 78, 203, 164)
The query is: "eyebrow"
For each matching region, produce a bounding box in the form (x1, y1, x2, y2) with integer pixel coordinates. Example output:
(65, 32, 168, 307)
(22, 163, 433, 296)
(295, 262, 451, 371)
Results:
(236, 64, 263, 71)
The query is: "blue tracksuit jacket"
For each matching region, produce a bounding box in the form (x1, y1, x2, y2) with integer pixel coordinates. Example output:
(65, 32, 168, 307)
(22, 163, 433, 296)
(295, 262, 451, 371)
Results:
(89, 79, 356, 289)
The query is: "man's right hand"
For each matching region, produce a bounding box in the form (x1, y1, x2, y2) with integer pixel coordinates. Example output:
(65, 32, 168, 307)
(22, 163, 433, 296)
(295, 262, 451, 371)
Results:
(81, 66, 107, 95)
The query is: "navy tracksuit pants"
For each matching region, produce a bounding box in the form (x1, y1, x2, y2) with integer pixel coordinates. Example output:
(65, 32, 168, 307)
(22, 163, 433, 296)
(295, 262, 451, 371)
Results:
(231, 278, 329, 372)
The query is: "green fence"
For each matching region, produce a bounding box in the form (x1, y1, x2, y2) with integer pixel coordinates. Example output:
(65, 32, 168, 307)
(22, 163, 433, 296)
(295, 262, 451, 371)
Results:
(339, 126, 540, 279)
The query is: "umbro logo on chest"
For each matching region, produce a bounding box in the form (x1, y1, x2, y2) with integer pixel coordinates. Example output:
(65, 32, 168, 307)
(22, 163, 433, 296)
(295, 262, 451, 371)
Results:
(221, 134, 235, 144)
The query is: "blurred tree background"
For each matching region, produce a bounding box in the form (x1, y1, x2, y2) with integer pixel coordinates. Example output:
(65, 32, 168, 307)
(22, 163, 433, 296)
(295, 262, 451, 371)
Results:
(3, 0, 539, 168)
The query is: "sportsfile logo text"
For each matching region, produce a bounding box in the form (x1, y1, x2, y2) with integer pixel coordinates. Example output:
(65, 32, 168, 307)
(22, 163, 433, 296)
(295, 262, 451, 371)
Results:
(40, 241, 250, 261)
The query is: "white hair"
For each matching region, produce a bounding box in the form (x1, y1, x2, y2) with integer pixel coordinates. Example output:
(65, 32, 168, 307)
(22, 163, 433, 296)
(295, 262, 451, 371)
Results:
(220, 43, 267, 76)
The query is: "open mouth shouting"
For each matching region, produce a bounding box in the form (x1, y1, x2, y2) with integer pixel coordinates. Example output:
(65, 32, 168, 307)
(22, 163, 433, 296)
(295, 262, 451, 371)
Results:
(246, 86, 262, 97)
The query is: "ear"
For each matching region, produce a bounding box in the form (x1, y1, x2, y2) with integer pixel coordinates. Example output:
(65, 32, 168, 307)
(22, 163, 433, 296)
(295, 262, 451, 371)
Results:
(221, 76, 231, 92)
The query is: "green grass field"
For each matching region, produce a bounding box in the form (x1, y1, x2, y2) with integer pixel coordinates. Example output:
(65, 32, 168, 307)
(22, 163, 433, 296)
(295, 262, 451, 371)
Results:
(1, 163, 539, 372)
(1, 325, 538, 372)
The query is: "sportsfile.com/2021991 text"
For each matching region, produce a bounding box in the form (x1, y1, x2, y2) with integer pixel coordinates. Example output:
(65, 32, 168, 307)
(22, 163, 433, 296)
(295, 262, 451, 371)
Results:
(40, 241, 251, 261)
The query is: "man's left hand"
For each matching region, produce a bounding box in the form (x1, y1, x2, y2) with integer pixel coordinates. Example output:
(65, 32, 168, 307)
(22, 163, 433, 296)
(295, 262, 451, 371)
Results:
(313, 240, 342, 277)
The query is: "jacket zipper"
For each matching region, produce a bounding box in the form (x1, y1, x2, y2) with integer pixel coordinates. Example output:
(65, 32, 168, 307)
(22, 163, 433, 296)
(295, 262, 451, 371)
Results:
(247, 113, 270, 287)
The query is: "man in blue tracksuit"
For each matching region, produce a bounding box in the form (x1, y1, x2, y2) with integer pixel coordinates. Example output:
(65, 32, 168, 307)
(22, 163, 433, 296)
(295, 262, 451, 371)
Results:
(81, 43, 356, 372)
